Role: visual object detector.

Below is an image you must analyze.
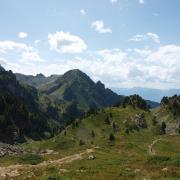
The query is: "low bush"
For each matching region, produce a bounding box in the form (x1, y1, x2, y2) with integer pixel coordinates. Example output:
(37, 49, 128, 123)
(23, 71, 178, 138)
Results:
(147, 155, 180, 166)
(147, 155, 170, 165)
(20, 154, 43, 165)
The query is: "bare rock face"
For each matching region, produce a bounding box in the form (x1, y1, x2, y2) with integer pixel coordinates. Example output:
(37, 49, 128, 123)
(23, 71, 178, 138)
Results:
(0, 143, 24, 157)
(134, 113, 148, 129)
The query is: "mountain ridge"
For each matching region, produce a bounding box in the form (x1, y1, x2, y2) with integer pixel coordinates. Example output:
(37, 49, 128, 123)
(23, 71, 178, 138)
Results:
(16, 69, 124, 111)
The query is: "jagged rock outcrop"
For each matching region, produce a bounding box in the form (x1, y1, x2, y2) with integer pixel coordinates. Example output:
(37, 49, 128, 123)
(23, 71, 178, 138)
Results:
(0, 143, 24, 157)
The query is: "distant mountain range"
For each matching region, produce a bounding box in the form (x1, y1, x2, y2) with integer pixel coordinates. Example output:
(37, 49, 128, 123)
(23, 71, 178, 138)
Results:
(16, 70, 159, 109)
(112, 87, 180, 103)
(16, 69, 123, 111)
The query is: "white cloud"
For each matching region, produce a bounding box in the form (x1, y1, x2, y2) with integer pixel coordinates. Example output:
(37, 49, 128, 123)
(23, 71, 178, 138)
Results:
(94, 46, 180, 88)
(133, 48, 152, 57)
(110, 0, 118, 4)
(97, 49, 126, 63)
(139, 0, 144, 4)
(34, 39, 41, 48)
(91, 20, 112, 33)
(147, 45, 180, 67)
(129, 34, 147, 42)
(18, 32, 28, 39)
(0, 41, 43, 62)
(147, 32, 160, 44)
(129, 32, 160, 44)
(48, 31, 87, 53)
(80, 9, 86, 15)
(34, 40, 41, 46)
(0, 57, 7, 66)
(3, 44, 180, 89)
(1, 40, 180, 89)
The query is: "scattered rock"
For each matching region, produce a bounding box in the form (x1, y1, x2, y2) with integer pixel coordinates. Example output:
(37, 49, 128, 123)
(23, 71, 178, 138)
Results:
(162, 167, 168, 172)
(40, 149, 58, 155)
(87, 155, 95, 160)
(134, 113, 147, 129)
(0, 143, 24, 157)
(94, 146, 100, 149)
(8, 169, 19, 177)
(59, 169, 69, 173)
(134, 169, 141, 173)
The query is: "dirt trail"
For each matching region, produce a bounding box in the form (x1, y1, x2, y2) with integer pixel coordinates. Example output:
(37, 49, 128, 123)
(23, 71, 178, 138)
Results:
(0, 148, 94, 179)
(148, 139, 161, 155)
(148, 134, 180, 155)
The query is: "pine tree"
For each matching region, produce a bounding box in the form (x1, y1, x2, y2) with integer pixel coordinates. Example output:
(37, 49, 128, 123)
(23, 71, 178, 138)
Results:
(161, 122, 166, 134)
(109, 133, 115, 141)
(91, 130, 95, 138)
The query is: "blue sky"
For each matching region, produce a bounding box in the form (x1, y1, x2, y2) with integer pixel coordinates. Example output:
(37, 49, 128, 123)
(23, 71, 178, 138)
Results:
(0, 0, 180, 89)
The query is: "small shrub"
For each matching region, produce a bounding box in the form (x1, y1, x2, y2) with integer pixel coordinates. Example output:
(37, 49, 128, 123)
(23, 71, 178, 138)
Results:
(147, 155, 170, 165)
(72, 122, 76, 129)
(46, 174, 62, 180)
(105, 116, 111, 125)
(125, 128, 129, 134)
(152, 116, 158, 126)
(64, 131, 66, 136)
(20, 154, 43, 165)
(75, 122, 79, 127)
(109, 112, 113, 117)
(160, 122, 166, 134)
(170, 156, 180, 166)
(46, 166, 58, 174)
(109, 133, 115, 141)
(178, 124, 180, 133)
(147, 155, 180, 166)
(79, 139, 85, 146)
(43, 131, 51, 139)
(91, 130, 95, 138)
(112, 122, 116, 131)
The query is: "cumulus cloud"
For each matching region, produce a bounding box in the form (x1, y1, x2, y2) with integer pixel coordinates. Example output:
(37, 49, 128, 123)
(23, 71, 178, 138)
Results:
(48, 31, 87, 53)
(132, 48, 152, 57)
(34, 40, 41, 46)
(147, 45, 180, 67)
(91, 20, 112, 33)
(94, 46, 180, 88)
(110, 0, 118, 4)
(129, 34, 147, 42)
(139, 0, 144, 4)
(147, 33, 160, 44)
(0, 41, 43, 62)
(18, 32, 28, 39)
(129, 32, 160, 44)
(80, 9, 86, 15)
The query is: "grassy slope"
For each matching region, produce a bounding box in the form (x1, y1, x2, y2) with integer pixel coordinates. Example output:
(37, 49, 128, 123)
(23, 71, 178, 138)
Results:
(0, 106, 180, 180)
(152, 106, 180, 134)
